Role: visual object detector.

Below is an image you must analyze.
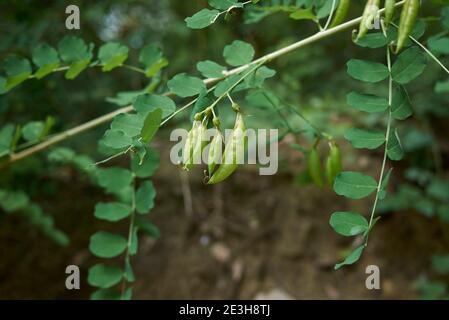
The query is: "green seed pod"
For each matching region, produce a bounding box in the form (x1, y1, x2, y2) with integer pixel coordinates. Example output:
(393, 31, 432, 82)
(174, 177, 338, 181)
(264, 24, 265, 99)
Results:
(182, 121, 201, 171)
(208, 129, 224, 175)
(357, 0, 381, 41)
(191, 119, 208, 167)
(329, 0, 350, 28)
(231, 103, 241, 113)
(325, 143, 342, 186)
(396, 0, 419, 53)
(307, 147, 324, 188)
(383, 0, 396, 29)
(207, 113, 246, 185)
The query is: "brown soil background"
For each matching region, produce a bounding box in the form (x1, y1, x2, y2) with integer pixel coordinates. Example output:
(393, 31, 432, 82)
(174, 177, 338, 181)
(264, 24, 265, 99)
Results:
(0, 143, 445, 299)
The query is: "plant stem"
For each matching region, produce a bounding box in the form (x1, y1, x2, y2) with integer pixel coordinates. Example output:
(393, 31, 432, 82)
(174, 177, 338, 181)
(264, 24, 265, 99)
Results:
(92, 146, 133, 167)
(365, 39, 394, 246)
(160, 85, 216, 126)
(121, 64, 147, 74)
(323, 0, 337, 31)
(0, 1, 406, 169)
(121, 156, 137, 299)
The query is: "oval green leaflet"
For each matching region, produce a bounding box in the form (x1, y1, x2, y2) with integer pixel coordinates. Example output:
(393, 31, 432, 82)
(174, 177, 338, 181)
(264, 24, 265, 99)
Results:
(88, 264, 123, 289)
(335, 245, 365, 270)
(140, 108, 162, 143)
(330, 211, 369, 237)
(347, 91, 389, 113)
(347, 59, 389, 83)
(391, 46, 427, 84)
(89, 231, 128, 258)
(334, 171, 378, 199)
(344, 128, 386, 150)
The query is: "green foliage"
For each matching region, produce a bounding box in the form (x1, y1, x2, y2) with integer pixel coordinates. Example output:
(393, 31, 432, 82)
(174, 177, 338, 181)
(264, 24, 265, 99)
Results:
(31, 44, 60, 79)
(88, 264, 123, 289)
(131, 148, 160, 178)
(334, 171, 378, 200)
(197, 60, 227, 78)
(98, 42, 129, 72)
(111, 114, 145, 138)
(334, 245, 365, 270)
(0, 189, 69, 246)
(133, 94, 176, 119)
(346, 59, 389, 83)
(386, 129, 404, 161)
(209, 0, 240, 10)
(344, 128, 385, 150)
(244, 0, 338, 24)
(223, 40, 255, 67)
(89, 142, 160, 298)
(0, 125, 15, 155)
(185, 0, 250, 29)
(391, 47, 427, 84)
(47, 147, 95, 174)
(136, 181, 156, 214)
(416, 252, 449, 300)
(138, 44, 168, 77)
(101, 130, 133, 150)
(391, 87, 413, 120)
(57, 36, 94, 79)
(185, 9, 220, 29)
(89, 231, 128, 258)
(330, 212, 369, 237)
(355, 33, 389, 49)
(94, 202, 132, 222)
(140, 109, 161, 143)
(167, 73, 206, 97)
(2, 55, 32, 90)
(1, 0, 448, 299)
(96, 168, 133, 195)
(346, 92, 388, 113)
(330, 9, 431, 268)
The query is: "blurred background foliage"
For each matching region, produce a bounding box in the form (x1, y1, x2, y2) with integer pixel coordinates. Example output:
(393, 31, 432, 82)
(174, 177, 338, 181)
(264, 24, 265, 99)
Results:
(1, 0, 449, 299)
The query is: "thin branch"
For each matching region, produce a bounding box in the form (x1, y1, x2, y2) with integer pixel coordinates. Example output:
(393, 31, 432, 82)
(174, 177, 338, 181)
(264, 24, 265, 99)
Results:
(365, 23, 394, 246)
(0, 1, 406, 169)
(323, 0, 337, 31)
(121, 64, 147, 74)
(121, 155, 137, 299)
(92, 145, 133, 167)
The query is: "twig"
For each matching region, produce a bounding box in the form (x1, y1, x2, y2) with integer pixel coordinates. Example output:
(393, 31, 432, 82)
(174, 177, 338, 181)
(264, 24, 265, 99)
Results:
(0, 1, 406, 169)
